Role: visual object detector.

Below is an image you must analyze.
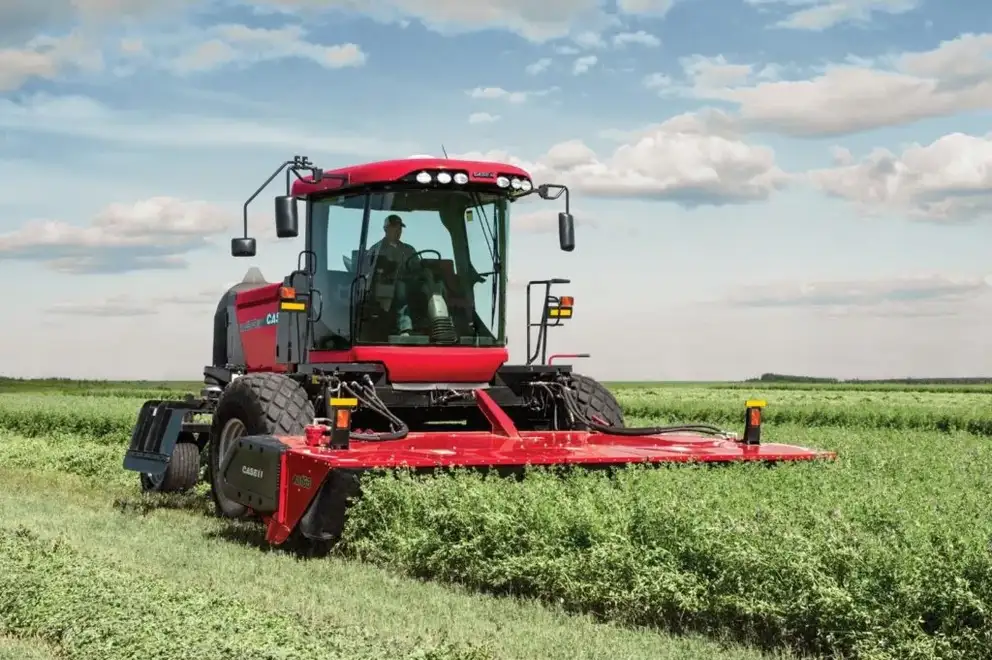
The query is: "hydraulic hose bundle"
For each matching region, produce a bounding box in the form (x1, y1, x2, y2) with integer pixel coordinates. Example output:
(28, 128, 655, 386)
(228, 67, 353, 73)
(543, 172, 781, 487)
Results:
(533, 381, 729, 437)
(339, 376, 410, 441)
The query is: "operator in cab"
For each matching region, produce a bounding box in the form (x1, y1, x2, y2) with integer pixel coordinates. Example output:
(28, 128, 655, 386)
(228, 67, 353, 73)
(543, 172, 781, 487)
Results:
(367, 214, 421, 336)
(368, 214, 419, 266)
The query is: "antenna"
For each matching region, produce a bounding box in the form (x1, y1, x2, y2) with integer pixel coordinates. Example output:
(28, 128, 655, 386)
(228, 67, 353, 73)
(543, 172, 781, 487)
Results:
(441, 144, 449, 158)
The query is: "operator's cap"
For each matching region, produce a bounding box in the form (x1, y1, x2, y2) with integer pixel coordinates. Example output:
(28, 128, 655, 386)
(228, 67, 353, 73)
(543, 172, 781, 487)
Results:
(384, 214, 405, 228)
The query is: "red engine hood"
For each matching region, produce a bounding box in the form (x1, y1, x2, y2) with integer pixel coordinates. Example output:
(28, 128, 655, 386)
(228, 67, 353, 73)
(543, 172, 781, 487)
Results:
(308, 346, 508, 383)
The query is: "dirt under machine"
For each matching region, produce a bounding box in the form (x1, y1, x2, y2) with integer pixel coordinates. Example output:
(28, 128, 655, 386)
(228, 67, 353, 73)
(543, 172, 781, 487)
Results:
(123, 155, 836, 550)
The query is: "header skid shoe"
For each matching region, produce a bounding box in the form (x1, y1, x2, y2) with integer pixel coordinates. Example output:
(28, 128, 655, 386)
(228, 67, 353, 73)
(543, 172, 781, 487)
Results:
(123, 397, 212, 492)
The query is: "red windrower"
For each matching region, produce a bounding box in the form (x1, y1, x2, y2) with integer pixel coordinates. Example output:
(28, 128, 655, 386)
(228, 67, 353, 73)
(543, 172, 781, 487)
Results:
(121, 152, 837, 554)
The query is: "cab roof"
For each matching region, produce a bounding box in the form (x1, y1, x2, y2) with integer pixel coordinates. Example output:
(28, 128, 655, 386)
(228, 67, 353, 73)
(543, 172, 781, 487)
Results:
(290, 157, 533, 197)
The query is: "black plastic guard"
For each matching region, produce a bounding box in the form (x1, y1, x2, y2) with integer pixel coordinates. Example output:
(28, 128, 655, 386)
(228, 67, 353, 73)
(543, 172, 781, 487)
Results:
(218, 435, 289, 514)
(123, 399, 207, 475)
(297, 468, 363, 542)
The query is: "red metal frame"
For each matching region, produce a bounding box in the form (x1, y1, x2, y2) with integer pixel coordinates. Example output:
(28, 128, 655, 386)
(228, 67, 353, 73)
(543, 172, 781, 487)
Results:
(290, 157, 533, 197)
(308, 347, 508, 382)
(256, 389, 837, 546)
(229, 278, 510, 381)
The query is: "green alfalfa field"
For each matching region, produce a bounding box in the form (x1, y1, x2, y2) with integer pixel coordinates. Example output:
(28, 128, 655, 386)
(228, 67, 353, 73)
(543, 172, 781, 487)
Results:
(0, 381, 990, 660)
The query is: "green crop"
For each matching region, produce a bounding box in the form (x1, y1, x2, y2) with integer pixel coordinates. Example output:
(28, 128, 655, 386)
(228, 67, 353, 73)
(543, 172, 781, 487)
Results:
(2, 387, 991, 659)
(616, 387, 992, 434)
(0, 526, 491, 660)
(338, 423, 992, 660)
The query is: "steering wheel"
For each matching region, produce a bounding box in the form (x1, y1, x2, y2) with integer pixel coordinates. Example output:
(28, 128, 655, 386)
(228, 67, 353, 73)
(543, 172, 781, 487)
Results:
(403, 249, 442, 271)
(403, 249, 443, 286)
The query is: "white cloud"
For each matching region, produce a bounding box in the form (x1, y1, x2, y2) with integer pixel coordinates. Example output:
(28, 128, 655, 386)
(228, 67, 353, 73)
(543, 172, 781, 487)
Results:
(0, 13, 360, 91)
(250, 0, 608, 42)
(49, 295, 158, 317)
(48, 289, 225, 316)
(468, 112, 500, 124)
(829, 145, 853, 165)
(642, 72, 673, 91)
(466, 86, 556, 103)
(572, 55, 597, 75)
(468, 86, 528, 104)
(807, 131, 992, 222)
(571, 31, 606, 49)
(456, 110, 786, 205)
(681, 54, 753, 90)
(525, 57, 552, 75)
(614, 0, 681, 17)
(0, 31, 103, 91)
(234, 0, 692, 45)
(169, 23, 366, 73)
(0, 94, 420, 157)
(665, 33, 992, 137)
(510, 209, 600, 234)
(0, 0, 193, 34)
(0, 197, 233, 274)
(119, 37, 146, 55)
(611, 30, 660, 47)
(745, 0, 922, 30)
(723, 273, 992, 318)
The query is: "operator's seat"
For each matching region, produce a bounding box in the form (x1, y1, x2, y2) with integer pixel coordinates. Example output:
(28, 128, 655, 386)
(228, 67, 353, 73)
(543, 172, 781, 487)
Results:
(423, 259, 469, 309)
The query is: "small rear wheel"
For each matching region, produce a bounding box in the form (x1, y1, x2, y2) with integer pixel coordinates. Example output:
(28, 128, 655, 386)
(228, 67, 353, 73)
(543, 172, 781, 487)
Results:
(207, 373, 315, 519)
(140, 441, 201, 493)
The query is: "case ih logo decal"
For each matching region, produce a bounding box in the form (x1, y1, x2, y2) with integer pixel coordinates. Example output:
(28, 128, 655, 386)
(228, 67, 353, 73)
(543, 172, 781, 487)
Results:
(242, 465, 264, 479)
(472, 171, 495, 178)
(239, 312, 279, 333)
(292, 475, 312, 489)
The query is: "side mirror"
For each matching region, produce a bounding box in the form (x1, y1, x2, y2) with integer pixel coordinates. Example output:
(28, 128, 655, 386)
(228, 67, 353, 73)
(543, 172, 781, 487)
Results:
(275, 195, 299, 238)
(558, 212, 575, 252)
(231, 237, 257, 257)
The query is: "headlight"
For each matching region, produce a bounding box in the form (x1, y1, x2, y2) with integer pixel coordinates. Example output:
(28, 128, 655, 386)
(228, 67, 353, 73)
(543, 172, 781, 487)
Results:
(496, 176, 510, 188)
(453, 172, 469, 184)
(415, 171, 432, 184)
(436, 171, 452, 184)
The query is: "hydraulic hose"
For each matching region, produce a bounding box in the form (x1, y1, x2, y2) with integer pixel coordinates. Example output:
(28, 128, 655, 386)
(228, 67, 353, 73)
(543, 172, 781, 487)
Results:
(535, 381, 728, 437)
(340, 377, 410, 441)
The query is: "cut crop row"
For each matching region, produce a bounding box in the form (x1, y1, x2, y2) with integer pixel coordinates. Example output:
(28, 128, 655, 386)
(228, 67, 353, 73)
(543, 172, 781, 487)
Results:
(0, 525, 491, 660)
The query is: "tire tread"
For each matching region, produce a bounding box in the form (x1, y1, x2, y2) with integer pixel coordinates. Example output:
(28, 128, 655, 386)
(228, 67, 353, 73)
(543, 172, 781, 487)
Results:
(570, 373, 625, 428)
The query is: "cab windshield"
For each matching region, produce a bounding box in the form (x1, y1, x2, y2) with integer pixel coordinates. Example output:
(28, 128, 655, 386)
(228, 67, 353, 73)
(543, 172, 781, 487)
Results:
(309, 188, 507, 349)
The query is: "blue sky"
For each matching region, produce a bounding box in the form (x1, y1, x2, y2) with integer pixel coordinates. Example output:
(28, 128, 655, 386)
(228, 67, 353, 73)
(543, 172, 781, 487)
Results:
(1, 0, 991, 381)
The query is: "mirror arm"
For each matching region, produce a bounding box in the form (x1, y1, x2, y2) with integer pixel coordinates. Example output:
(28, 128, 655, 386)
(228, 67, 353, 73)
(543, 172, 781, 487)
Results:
(242, 159, 294, 241)
(240, 155, 322, 241)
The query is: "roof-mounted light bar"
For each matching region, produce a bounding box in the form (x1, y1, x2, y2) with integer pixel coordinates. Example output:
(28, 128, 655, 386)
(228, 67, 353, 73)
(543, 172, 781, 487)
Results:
(406, 169, 531, 192)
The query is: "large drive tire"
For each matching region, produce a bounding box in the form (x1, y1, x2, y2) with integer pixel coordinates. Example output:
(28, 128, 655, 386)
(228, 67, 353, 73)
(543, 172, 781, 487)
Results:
(570, 373, 625, 429)
(208, 373, 315, 519)
(140, 441, 200, 493)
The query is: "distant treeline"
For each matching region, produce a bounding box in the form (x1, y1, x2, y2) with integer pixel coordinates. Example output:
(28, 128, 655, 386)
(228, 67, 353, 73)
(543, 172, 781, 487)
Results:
(747, 373, 992, 385)
(0, 377, 200, 394)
